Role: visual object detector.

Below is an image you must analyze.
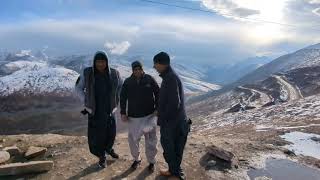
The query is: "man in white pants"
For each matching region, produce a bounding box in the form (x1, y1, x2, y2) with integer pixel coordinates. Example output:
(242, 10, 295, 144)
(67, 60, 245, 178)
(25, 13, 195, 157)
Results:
(120, 61, 159, 171)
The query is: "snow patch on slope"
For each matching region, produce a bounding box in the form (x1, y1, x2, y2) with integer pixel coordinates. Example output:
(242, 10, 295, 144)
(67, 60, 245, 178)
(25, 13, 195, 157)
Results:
(0, 61, 79, 96)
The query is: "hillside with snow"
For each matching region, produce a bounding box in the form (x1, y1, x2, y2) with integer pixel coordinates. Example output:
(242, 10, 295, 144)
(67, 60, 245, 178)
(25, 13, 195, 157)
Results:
(44, 52, 221, 95)
(0, 60, 79, 96)
(110, 61, 220, 95)
(0, 51, 221, 97)
(1, 47, 320, 180)
(189, 43, 320, 116)
(236, 43, 320, 85)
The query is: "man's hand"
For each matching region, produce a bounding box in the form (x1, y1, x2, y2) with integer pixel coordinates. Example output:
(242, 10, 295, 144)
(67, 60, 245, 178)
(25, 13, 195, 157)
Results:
(121, 114, 128, 122)
(86, 108, 93, 114)
(81, 108, 93, 115)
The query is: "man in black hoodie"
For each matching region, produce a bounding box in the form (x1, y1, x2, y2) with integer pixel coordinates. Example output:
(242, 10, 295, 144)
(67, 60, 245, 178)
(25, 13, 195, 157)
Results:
(153, 52, 190, 180)
(120, 61, 159, 171)
(75, 51, 122, 168)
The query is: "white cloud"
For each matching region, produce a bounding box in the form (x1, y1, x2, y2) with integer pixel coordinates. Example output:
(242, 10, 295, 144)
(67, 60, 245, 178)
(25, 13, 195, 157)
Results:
(309, 0, 320, 4)
(200, 0, 320, 26)
(104, 41, 131, 55)
(0, 8, 318, 63)
(200, 0, 287, 21)
(0, 19, 140, 42)
(284, 0, 320, 28)
(201, 0, 260, 18)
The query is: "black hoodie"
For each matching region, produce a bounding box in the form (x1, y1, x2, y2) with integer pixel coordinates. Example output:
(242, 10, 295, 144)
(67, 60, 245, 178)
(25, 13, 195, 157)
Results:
(75, 51, 122, 115)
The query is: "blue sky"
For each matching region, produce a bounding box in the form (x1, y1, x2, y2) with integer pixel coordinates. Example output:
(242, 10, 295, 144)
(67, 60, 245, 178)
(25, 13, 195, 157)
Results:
(0, 0, 319, 64)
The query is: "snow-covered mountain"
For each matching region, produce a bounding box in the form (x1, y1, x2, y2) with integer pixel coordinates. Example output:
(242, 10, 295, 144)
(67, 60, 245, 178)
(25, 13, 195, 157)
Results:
(0, 51, 220, 97)
(305, 43, 320, 50)
(236, 43, 320, 85)
(49, 53, 221, 96)
(111, 62, 219, 95)
(3, 50, 38, 62)
(0, 60, 79, 96)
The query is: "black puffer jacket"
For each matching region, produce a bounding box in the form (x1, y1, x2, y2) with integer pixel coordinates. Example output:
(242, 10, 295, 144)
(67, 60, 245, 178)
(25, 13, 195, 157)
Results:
(120, 73, 159, 118)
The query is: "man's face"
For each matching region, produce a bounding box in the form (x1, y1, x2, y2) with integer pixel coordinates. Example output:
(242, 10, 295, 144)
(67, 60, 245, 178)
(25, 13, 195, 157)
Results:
(133, 67, 143, 78)
(153, 63, 167, 74)
(95, 59, 107, 72)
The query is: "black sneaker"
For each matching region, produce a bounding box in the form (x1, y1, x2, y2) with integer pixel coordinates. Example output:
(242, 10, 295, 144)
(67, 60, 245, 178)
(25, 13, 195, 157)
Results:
(130, 160, 141, 170)
(148, 163, 155, 172)
(98, 157, 106, 168)
(108, 150, 119, 159)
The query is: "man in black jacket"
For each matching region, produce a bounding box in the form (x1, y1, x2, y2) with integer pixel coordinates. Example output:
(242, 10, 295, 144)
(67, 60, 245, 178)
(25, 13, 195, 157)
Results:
(153, 52, 190, 180)
(120, 61, 159, 171)
(75, 51, 122, 168)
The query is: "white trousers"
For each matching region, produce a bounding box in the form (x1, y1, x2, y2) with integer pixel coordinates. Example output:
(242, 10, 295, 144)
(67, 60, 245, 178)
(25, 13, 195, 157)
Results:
(128, 114, 158, 164)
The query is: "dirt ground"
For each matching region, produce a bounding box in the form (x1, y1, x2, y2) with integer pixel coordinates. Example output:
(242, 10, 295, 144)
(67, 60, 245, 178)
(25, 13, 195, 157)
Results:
(0, 118, 319, 180)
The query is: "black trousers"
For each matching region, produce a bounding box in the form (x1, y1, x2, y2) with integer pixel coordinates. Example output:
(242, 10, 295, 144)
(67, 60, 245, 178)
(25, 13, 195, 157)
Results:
(87, 113, 116, 158)
(160, 120, 189, 177)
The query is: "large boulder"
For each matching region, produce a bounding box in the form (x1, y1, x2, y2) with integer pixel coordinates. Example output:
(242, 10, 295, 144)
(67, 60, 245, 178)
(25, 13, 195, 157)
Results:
(0, 161, 54, 176)
(0, 151, 10, 164)
(206, 145, 235, 163)
(24, 146, 47, 159)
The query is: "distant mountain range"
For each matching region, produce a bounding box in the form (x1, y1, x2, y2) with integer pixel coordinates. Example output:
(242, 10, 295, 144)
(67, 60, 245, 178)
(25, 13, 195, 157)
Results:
(189, 43, 320, 117)
(0, 51, 221, 97)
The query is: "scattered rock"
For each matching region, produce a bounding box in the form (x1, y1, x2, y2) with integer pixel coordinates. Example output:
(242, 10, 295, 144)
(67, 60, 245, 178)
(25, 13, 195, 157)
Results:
(0, 161, 53, 176)
(0, 139, 5, 143)
(283, 149, 296, 156)
(0, 145, 3, 149)
(0, 151, 10, 164)
(264, 144, 275, 150)
(277, 131, 286, 135)
(250, 166, 257, 170)
(3, 146, 21, 156)
(206, 145, 235, 163)
(271, 139, 287, 146)
(311, 137, 320, 142)
(25, 146, 47, 159)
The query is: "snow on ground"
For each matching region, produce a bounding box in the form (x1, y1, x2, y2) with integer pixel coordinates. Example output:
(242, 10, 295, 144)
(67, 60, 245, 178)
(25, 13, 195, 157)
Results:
(195, 94, 320, 131)
(281, 131, 320, 159)
(256, 124, 320, 132)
